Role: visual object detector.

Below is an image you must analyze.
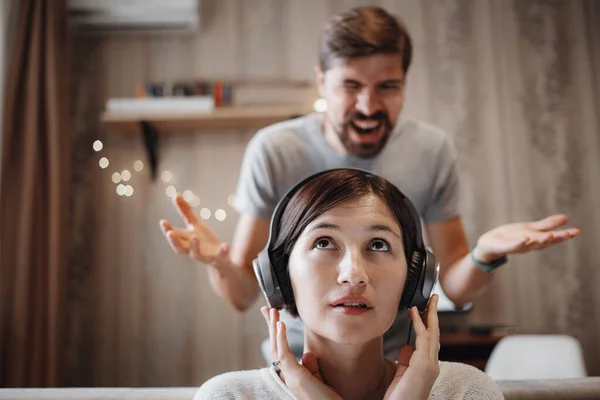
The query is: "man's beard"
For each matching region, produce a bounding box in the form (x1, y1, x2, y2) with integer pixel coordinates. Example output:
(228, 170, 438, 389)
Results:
(334, 110, 393, 158)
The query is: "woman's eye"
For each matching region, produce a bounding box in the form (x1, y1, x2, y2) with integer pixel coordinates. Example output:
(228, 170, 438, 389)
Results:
(314, 238, 335, 249)
(370, 239, 390, 252)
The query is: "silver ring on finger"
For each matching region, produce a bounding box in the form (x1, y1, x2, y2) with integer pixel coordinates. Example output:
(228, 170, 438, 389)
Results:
(272, 360, 281, 375)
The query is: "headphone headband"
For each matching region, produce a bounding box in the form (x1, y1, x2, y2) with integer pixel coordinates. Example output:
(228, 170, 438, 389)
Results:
(253, 168, 438, 313)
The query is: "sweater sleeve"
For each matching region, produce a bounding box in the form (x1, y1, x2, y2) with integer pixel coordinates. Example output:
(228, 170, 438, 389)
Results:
(194, 373, 237, 400)
(194, 368, 294, 400)
(430, 362, 505, 400)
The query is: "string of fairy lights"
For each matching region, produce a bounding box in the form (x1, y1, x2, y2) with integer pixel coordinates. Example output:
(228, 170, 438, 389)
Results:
(93, 98, 328, 222)
(93, 139, 235, 222)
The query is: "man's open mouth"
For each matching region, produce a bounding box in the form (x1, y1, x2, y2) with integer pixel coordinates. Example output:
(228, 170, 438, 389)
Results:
(350, 120, 382, 135)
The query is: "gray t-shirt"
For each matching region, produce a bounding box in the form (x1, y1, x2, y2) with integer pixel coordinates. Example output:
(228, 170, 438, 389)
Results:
(236, 113, 460, 360)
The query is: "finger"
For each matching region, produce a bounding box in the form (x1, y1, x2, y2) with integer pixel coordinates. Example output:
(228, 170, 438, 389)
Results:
(395, 344, 414, 378)
(551, 228, 581, 240)
(159, 219, 174, 235)
(269, 308, 279, 360)
(301, 352, 324, 381)
(426, 295, 440, 359)
(410, 306, 431, 355)
(542, 234, 570, 248)
(567, 228, 582, 238)
(173, 193, 202, 227)
(529, 214, 568, 231)
(218, 242, 230, 260)
(277, 321, 304, 379)
(425, 294, 439, 328)
(260, 306, 269, 323)
(166, 231, 190, 254)
(260, 307, 277, 359)
(519, 228, 581, 252)
(519, 232, 553, 250)
(277, 321, 308, 392)
(535, 232, 554, 244)
(410, 306, 428, 335)
(537, 232, 579, 250)
(189, 236, 202, 261)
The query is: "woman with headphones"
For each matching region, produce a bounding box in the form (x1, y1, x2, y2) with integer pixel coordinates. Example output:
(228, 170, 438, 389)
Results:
(196, 169, 503, 400)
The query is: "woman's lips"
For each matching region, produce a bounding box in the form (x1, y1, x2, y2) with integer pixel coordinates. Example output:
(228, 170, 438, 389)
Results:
(330, 305, 372, 315)
(330, 296, 374, 315)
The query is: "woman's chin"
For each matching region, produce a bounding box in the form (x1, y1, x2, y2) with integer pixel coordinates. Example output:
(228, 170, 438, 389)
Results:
(312, 325, 386, 345)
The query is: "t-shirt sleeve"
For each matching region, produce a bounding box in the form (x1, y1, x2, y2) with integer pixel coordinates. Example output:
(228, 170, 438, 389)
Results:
(235, 132, 279, 221)
(422, 135, 460, 223)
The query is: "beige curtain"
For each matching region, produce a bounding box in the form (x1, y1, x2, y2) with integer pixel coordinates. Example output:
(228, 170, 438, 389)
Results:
(0, 0, 71, 387)
(409, 0, 600, 374)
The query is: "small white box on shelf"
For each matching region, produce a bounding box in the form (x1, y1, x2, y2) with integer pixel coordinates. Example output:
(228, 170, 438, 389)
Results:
(105, 96, 215, 114)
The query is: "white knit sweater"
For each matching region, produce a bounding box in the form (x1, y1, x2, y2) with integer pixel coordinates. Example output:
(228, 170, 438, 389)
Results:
(195, 361, 504, 399)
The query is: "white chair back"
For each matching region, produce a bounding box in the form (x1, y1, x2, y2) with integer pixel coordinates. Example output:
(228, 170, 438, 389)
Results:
(485, 334, 587, 380)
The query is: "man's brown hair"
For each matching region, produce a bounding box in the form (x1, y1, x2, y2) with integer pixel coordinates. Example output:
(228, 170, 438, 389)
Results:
(319, 6, 413, 74)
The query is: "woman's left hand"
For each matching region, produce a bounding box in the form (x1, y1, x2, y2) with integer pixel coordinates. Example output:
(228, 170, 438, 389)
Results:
(260, 307, 343, 400)
(384, 294, 440, 400)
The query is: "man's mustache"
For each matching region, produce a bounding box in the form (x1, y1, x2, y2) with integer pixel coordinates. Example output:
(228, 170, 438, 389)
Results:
(344, 111, 390, 126)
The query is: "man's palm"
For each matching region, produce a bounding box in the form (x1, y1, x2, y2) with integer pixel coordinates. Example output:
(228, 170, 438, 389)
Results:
(476, 214, 580, 260)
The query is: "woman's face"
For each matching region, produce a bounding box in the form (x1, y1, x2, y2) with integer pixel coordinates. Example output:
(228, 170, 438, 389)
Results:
(288, 193, 407, 344)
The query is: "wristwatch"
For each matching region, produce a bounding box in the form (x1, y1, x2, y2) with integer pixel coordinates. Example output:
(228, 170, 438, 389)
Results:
(470, 246, 508, 273)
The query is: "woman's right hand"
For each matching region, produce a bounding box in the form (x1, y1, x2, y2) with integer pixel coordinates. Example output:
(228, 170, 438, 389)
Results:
(260, 307, 342, 400)
(159, 193, 230, 267)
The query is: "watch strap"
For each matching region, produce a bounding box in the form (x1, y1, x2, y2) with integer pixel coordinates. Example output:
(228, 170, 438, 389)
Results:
(470, 246, 507, 273)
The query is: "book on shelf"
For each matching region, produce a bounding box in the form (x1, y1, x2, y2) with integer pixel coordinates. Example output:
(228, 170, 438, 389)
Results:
(135, 80, 232, 106)
(130, 79, 314, 108)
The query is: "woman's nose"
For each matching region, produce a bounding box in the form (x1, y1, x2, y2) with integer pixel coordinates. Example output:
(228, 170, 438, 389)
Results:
(337, 250, 369, 286)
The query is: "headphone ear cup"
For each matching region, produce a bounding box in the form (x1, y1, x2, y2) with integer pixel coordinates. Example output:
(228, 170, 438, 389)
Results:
(276, 269, 296, 311)
(253, 249, 287, 310)
(400, 251, 423, 309)
(270, 251, 296, 310)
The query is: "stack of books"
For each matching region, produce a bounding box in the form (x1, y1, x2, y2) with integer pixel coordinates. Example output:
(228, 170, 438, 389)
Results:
(105, 79, 314, 114)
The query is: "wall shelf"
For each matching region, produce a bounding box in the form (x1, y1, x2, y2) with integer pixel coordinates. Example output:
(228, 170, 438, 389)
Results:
(100, 105, 312, 179)
(101, 105, 311, 133)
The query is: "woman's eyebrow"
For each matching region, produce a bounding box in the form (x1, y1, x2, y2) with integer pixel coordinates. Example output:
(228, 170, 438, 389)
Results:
(308, 222, 340, 232)
(307, 222, 401, 239)
(370, 225, 402, 239)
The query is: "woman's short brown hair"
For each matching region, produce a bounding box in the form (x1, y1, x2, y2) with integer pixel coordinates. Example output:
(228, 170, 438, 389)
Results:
(319, 6, 413, 74)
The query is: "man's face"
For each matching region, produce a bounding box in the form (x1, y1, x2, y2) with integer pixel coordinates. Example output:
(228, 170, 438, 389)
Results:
(316, 53, 406, 158)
